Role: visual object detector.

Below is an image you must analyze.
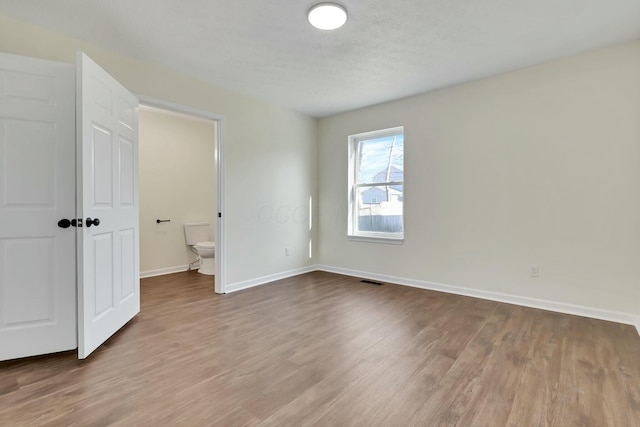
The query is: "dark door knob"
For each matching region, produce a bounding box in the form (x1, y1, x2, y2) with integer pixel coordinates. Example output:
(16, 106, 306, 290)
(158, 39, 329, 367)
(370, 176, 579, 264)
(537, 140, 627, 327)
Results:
(57, 219, 72, 228)
(86, 217, 101, 228)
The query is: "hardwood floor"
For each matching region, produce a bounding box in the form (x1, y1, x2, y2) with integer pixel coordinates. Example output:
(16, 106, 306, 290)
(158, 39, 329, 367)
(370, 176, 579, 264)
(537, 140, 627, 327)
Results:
(1, 271, 640, 426)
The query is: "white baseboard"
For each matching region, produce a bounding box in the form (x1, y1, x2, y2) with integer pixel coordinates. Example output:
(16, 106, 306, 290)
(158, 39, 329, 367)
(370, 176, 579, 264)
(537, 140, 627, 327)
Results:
(225, 265, 318, 293)
(317, 264, 640, 327)
(140, 265, 190, 279)
(145, 262, 640, 330)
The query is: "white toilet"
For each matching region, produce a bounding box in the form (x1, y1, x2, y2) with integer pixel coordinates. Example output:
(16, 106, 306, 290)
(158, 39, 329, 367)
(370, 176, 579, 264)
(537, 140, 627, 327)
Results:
(184, 222, 215, 275)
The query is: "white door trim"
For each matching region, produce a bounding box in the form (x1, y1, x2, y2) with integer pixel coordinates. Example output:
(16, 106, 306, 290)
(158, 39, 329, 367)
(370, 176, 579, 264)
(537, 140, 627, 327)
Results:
(137, 95, 226, 294)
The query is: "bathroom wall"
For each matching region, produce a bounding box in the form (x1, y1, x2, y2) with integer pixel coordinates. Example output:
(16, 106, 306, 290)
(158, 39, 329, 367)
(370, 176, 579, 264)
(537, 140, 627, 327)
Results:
(139, 106, 216, 276)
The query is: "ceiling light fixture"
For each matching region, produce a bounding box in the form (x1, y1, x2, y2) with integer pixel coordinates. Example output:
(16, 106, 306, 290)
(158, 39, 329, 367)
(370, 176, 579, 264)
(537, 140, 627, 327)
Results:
(308, 3, 348, 30)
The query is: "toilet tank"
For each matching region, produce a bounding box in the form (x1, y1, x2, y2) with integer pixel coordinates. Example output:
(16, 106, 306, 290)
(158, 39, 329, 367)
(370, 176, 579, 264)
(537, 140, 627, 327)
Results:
(184, 222, 210, 245)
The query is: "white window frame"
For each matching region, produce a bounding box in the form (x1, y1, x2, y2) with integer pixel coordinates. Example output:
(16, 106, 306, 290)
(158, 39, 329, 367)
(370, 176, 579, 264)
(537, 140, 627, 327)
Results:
(348, 126, 404, 244)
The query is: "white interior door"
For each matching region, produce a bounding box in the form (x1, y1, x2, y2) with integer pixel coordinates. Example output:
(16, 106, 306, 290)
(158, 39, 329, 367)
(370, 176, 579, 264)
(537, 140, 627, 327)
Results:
(77, 53, 140, 359)
(0, 53, 76, 361)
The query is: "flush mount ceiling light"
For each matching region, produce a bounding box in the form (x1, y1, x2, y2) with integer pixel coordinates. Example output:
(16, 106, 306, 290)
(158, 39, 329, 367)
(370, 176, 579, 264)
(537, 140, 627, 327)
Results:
(308, 3, 348, 30)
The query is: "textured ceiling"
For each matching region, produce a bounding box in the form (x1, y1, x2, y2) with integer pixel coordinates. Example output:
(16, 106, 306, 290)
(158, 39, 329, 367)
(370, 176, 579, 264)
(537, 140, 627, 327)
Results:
(0, 0, 639, 117)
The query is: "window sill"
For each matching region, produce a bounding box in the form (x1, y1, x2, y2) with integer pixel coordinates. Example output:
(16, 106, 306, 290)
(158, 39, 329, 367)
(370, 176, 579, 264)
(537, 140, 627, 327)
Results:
(347, 234, 404, 245)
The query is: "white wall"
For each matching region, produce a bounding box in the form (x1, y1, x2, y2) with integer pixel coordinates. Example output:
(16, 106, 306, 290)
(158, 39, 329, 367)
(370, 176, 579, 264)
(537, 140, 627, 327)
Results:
(318, 41, 640, 316)
(0, 14, 318, 287)
(3, 12, 638, 321)
(139, 106, 216, 275)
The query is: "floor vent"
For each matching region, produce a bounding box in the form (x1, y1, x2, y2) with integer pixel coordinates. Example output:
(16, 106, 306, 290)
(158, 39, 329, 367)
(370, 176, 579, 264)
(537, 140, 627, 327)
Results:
(361, 279, 383, 286)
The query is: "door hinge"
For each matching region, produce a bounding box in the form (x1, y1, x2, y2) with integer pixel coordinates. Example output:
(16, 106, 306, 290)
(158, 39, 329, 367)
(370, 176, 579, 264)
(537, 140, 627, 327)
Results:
(218, 212, 222, 218)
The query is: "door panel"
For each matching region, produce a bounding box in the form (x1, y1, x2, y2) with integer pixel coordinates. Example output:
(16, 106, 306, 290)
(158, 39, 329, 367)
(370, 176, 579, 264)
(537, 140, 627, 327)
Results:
(4, 120, 56, 205)
(120, 138, 135, 205)
(3, 238, 54, 325)
(120, 228, 136, 299)
(0, 53, 76, 361)
(77, 53, 140, 359)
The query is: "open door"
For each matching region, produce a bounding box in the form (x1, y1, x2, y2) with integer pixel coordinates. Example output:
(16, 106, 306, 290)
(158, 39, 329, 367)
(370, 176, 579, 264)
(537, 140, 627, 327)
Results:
(77, 53, 140, 359)
(0, 53, 76, 361)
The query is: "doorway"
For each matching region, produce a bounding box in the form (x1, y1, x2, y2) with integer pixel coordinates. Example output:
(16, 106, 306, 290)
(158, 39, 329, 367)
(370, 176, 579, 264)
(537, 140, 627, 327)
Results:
(138, 97, 225, 294)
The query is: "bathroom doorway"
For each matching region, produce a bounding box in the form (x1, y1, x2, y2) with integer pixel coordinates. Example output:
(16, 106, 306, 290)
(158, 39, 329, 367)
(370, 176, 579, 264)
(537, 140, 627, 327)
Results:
(137, 97, 225, 294)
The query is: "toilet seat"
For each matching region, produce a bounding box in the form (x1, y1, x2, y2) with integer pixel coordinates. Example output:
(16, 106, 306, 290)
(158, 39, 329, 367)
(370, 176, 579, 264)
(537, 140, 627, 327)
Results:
(195, 241, 215, 249)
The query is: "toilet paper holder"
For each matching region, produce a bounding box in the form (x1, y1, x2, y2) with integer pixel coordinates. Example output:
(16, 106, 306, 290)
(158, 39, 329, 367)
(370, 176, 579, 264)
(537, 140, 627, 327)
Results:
(156, 219, 171, 224)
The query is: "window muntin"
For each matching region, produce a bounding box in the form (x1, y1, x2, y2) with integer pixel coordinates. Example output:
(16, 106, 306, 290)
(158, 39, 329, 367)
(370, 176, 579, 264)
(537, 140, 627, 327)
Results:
(349, 127, 404, 241)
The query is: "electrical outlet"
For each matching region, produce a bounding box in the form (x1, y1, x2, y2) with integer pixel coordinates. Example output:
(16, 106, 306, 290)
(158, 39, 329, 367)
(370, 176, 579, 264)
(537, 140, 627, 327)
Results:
(530, 265, 539, 277)
(285, 247, 290, 256)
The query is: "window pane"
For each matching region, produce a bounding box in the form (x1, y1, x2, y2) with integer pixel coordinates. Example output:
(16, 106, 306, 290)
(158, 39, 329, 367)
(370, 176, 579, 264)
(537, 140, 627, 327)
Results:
(357, 135, 404, 184)
(356, 185, 403, 233)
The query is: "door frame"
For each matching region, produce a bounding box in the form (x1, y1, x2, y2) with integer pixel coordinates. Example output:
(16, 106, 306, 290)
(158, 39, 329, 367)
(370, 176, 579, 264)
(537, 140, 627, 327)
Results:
(138, 96, 226, 294)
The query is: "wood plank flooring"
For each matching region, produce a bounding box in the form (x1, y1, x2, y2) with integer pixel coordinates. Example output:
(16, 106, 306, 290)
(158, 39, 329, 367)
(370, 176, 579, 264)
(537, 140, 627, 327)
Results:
(1, 271, 640, 426)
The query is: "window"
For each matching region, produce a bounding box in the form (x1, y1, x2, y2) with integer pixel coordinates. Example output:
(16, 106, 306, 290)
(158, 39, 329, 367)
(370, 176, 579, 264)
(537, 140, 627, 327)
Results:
(348, 126, 404, 242)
